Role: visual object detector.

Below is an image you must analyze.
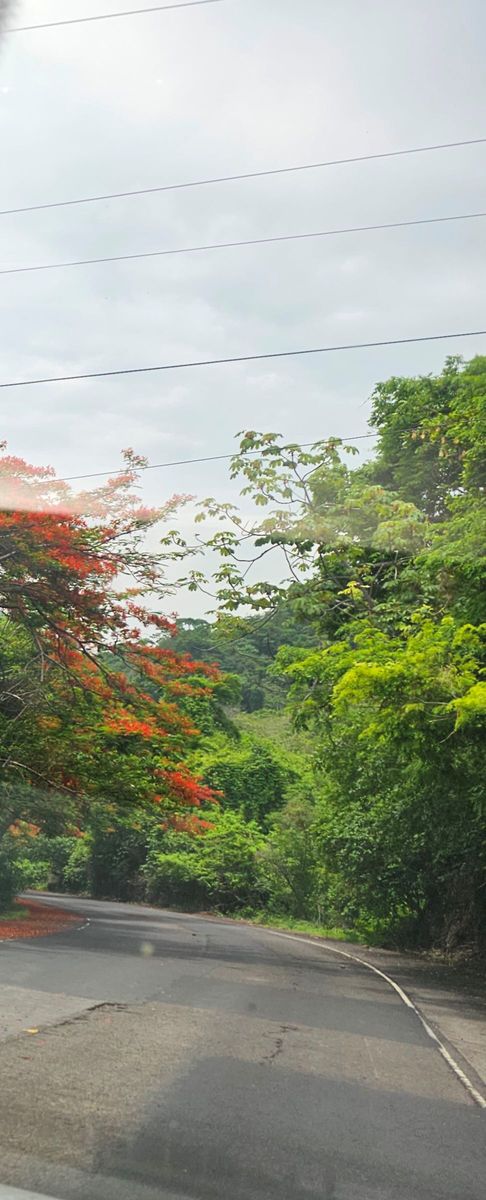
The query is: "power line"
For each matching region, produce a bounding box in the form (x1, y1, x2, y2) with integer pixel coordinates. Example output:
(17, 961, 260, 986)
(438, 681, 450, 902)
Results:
(8, 1, 223, 33)
(58, 434, 377, 483)
(2, 137, 485, 218)
(2, 209, 484, 278)
(1, 329, 485, 390)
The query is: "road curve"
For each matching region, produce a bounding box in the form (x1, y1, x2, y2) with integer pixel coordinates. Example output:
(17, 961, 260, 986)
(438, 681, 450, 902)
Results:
(0, 895, 484, 1200)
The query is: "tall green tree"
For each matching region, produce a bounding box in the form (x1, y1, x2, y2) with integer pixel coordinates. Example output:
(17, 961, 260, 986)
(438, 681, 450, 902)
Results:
(279, 615, 486, 945)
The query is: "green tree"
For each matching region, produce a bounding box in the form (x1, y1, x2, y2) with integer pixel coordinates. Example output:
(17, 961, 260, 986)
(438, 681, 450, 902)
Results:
(259, 799, 323, 919)
(179, 355, 485, 949)
(281, 616, 486, 946)
(195, 732, 303, 826)
(368, 355, 486, 517)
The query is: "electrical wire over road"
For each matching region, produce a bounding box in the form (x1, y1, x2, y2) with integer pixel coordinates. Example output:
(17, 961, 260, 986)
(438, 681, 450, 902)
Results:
(2, 138, 485, 218)
(2, 209, 484, 278)
(56, 434, 377, 484)
(1, 329, 485, 390)
(8, 1, 224, 34)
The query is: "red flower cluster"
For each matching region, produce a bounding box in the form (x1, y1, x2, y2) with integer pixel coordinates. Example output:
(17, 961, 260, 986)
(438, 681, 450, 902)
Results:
(0, 444, 222, 831)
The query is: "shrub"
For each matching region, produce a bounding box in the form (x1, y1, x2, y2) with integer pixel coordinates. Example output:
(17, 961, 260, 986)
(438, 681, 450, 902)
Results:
(15, 858, 50, 891)
(63, 840, 91, 893)
(45, 837, 81, 890)
(144, 851, 209, 909)
(258, 800, 324, 920)
(144, 810, 266, 911)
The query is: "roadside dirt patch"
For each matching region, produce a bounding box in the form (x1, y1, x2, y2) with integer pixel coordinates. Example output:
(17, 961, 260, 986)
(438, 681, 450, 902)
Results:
(0, 899, 84, 940)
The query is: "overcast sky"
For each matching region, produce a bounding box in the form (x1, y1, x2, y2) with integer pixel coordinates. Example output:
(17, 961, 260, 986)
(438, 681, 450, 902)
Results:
(1, 0, 485, 611)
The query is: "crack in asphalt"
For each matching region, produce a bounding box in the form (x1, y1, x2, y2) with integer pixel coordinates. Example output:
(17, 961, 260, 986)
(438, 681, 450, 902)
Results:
(261, 1023, 299, 1064)
(13, 1001, 131, 1043)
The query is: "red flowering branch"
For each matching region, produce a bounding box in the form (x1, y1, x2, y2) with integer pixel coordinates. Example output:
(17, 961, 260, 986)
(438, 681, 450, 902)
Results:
(0, 444, 221, 828)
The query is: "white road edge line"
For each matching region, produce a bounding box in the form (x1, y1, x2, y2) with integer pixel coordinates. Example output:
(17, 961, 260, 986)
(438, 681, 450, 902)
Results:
(264, 928, 486, 1110)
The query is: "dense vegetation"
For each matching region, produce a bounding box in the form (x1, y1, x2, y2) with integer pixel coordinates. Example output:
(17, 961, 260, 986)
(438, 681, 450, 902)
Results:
(1, 355, 485, 955)
(0, 450, 220, 908)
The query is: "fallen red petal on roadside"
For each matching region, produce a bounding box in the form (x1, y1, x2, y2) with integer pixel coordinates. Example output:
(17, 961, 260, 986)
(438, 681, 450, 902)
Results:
(0, 899, 83, 940)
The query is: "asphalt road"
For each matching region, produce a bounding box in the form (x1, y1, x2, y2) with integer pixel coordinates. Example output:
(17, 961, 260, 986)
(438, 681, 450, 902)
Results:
(0, 896, 484, 1200)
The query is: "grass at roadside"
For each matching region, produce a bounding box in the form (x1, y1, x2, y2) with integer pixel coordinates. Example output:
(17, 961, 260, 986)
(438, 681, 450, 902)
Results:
(0, 903, 30, 922)
(232, 910, 372, 945)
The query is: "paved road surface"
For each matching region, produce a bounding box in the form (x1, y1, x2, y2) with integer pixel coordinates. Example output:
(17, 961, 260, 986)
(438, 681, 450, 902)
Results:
(0, 896, 484, 1200)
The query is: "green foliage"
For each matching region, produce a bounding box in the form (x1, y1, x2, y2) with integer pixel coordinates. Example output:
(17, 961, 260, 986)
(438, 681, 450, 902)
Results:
(234, 708, 312, 755)
(62, 840, 91, 894)
(235, 911, 370, 944)
(258, 800, 323, 919)
(167, 610, 317, 712)
(16, 834, 80, 891)
(281, 615, 486, 947)
(2, 357, 484, 955)
(177, 355, 486, 952)
(0, 838, 24, 910)
(144, 850, 208, 909)
(174, 675, 241, 739)
(196, 732, 301, 825)
(15, 858, 50, 891)
(82, 808, 153, 900)
(144, 810, 265, 911)
(368, 355, 486, 515)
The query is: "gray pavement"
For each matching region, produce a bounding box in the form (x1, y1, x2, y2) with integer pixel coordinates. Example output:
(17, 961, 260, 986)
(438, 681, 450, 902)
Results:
(0, 895, 484, 1200)
(349, 940, 486, 1091)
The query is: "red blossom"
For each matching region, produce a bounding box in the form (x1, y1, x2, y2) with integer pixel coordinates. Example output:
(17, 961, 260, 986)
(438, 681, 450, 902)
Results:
(0, 442, 221, 831)
(162, 768, 221, 807)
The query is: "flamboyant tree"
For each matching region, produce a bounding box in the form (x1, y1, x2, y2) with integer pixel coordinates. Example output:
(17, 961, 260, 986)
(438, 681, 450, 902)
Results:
(0, 443, 219, 834)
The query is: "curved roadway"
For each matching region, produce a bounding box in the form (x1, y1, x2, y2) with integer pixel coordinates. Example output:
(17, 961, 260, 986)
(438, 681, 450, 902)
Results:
(0, 895, 484, 1200)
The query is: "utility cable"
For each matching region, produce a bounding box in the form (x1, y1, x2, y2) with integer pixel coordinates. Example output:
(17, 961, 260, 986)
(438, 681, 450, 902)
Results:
(8, 1, 224, 33)
(1, 329, 484, 391)
(2, 209, 484, 278)
(56, 434, 377, 483)
(2, 137, 485, 218)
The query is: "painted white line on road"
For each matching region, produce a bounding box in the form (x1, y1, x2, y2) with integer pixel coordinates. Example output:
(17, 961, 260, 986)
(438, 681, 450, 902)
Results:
(264, 928, 486, 1110)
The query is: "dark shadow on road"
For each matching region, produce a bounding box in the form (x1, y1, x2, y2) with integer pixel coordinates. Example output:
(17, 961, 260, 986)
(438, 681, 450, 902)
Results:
(94, 1055, 485, 1200)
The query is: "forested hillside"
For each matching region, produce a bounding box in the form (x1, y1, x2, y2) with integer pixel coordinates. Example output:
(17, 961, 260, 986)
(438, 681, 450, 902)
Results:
(167, 611, 317, 712)
(2, 355, 485, 954)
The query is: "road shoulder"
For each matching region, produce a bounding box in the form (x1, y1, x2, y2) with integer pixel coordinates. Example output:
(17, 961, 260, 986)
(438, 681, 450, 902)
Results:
(353, 941, 486, 1101)
(245, 922, 486, 1103)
